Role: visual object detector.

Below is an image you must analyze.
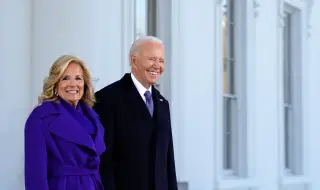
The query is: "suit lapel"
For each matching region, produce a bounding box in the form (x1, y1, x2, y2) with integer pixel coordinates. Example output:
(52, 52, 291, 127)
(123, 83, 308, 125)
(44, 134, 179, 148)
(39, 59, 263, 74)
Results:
(152, 87, 170, 162)
(152, 86, 161, 122)
(120, 73, 170, 166)
(47, 102, 97, 153)
(122, 73, 154, 120)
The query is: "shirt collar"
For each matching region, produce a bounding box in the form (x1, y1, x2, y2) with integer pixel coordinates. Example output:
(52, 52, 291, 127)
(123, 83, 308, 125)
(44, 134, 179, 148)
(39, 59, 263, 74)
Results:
(131, 73, 152, 98)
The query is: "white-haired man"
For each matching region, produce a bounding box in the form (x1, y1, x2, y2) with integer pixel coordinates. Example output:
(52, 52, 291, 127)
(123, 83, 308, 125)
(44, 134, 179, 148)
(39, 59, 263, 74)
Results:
(94, 36, 178, 190)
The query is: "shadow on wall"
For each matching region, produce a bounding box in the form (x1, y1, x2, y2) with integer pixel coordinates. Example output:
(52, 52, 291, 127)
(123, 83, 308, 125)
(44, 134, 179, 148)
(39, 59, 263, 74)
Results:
(178, 181, 189, 190)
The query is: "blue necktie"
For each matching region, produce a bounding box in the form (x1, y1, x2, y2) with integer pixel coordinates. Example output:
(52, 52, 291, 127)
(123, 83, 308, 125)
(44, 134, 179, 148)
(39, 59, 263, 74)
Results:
(144, 91, 154, 116)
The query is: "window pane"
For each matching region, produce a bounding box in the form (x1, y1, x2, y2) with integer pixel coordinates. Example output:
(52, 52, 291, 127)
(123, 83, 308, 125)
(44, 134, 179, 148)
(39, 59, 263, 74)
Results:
(283, 13, 292, 105)
(223, 0, 235, 95)
(284, 13, 290, 171)
(223, 97, 232, 169)
(222, 0, 235, 171)
(135, 0, 156, 38)
(283, 13, 294, 173)
(135, 0, 147, 38)
(147, 0, 157, 36)
(284, 107, 293, 170)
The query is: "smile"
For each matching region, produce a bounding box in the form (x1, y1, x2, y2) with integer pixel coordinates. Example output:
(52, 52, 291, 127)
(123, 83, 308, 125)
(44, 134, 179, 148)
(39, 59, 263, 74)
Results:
(148, 71, 158, 75)
(66, 90, 79, 94)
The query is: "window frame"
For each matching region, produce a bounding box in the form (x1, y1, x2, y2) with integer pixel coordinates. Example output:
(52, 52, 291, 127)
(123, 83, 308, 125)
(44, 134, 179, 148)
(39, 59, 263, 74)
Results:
(282, 0, 303, 176)
(282, 5, 303, 176)
(219, 0, 249, 179)
(278, 0, 312, 188)
(134, 0, 163, 92)
(214, 0, 258, 188)
(134, 0, 157, 38)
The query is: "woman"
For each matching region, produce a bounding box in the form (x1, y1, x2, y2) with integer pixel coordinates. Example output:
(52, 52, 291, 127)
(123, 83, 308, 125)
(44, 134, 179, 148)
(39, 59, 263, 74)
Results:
(24, 55, 106, 190)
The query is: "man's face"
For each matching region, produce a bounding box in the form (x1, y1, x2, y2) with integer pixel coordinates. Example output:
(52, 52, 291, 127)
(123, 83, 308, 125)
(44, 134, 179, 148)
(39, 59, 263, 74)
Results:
(131, 42, 165, 89)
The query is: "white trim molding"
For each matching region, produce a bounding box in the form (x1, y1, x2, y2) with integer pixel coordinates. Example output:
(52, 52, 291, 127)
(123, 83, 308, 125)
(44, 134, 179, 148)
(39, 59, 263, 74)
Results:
(121, 0, 135, 74)
(170, 0, 186, 181)
(214, 0, 258, 189)
(253, 0, 260, 18)
(278, 0, 286, 28)
(307, 0, 314, 37)
(277, 0, 311, 188)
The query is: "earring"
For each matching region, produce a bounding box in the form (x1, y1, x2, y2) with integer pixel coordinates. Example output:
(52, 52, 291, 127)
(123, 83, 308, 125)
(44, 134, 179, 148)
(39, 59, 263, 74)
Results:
(55, 92, 58, 96)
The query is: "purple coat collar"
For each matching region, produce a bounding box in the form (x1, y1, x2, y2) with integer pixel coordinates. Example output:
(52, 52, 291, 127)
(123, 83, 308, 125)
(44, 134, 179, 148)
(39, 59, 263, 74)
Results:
(36, 100, 105, 156)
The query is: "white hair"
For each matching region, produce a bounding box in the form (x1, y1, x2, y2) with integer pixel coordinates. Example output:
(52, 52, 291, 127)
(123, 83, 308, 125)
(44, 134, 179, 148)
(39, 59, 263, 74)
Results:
(129, 36, 163, 59)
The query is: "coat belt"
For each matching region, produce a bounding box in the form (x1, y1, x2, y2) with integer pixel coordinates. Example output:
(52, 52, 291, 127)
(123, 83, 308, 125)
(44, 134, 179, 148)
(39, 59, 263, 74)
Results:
(50, 165, 98, 177)
(49, 165, 104, 190)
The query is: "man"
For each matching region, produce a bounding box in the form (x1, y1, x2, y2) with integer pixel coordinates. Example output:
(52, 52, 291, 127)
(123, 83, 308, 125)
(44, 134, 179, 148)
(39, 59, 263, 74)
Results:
(94, 36, 178, 190)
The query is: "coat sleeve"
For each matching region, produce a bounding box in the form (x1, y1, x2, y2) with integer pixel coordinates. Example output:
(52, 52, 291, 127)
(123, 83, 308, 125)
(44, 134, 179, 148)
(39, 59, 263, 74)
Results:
(24, 115, 49, 190)
(167, 103, 178, 190)
(93, 93, 116, 190)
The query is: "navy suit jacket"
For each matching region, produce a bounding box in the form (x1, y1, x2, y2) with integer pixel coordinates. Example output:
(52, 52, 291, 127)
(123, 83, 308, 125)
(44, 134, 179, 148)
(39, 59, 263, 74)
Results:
(94, 73, 178, 190)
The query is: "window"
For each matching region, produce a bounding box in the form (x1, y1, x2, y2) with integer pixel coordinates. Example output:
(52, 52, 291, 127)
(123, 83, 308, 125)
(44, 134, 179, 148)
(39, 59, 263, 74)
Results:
(283, 11, 292, 174)
(282, 4, 303, 176)
(222, 0, 235, 173)
(134, 0, 161, 91)
(134, 0, 157, 38)
(135, 0, 147, 38)
(222, 0, 247, 177)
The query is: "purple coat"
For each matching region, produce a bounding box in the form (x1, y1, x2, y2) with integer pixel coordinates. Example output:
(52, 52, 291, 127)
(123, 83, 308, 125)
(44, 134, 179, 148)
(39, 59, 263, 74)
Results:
(24, 100, 106, 190)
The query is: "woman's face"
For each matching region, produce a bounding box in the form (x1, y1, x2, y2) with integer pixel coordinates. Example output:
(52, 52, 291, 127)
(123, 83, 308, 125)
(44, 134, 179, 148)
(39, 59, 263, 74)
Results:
(56, 62, 85, 107)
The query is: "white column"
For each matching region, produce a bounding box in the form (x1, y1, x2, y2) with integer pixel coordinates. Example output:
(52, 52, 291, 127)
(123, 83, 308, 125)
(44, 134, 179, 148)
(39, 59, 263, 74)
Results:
(308, 1, 320, 190)
(31, 0, 128, 103)
(255, 1, 279, 190)
(0, 0, 31, 189)
(170, 0, 216, 189)
(157, 0, 172, 101)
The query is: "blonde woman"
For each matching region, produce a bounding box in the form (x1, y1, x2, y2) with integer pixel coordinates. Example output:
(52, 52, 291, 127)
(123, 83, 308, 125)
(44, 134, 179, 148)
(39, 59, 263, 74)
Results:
(24, 55, 106, 190)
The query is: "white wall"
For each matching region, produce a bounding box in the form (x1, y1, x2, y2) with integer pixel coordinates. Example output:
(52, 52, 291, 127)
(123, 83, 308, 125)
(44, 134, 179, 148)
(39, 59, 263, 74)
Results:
(308, 0, 320, 189)
(255, 1, 279, 189)
(31, 0, 129, 106)
(0, 0, 132, 189)
(170, 0, 216, 189)
(170, 0, 319, 190)
(1, 0, 320, 190)
(0, 0, 31, 189)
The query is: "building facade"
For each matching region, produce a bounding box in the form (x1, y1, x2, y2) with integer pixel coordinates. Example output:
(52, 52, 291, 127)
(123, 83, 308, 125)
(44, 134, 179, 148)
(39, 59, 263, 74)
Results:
(0, 0, 319, 190)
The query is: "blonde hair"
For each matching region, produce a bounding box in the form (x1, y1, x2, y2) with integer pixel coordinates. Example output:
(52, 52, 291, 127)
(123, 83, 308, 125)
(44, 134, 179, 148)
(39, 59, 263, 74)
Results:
(38, 55, 96, 107)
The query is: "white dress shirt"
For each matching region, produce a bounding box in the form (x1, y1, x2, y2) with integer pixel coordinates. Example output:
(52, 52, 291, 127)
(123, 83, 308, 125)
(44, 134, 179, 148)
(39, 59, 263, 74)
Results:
(131, 73, 152, 103)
